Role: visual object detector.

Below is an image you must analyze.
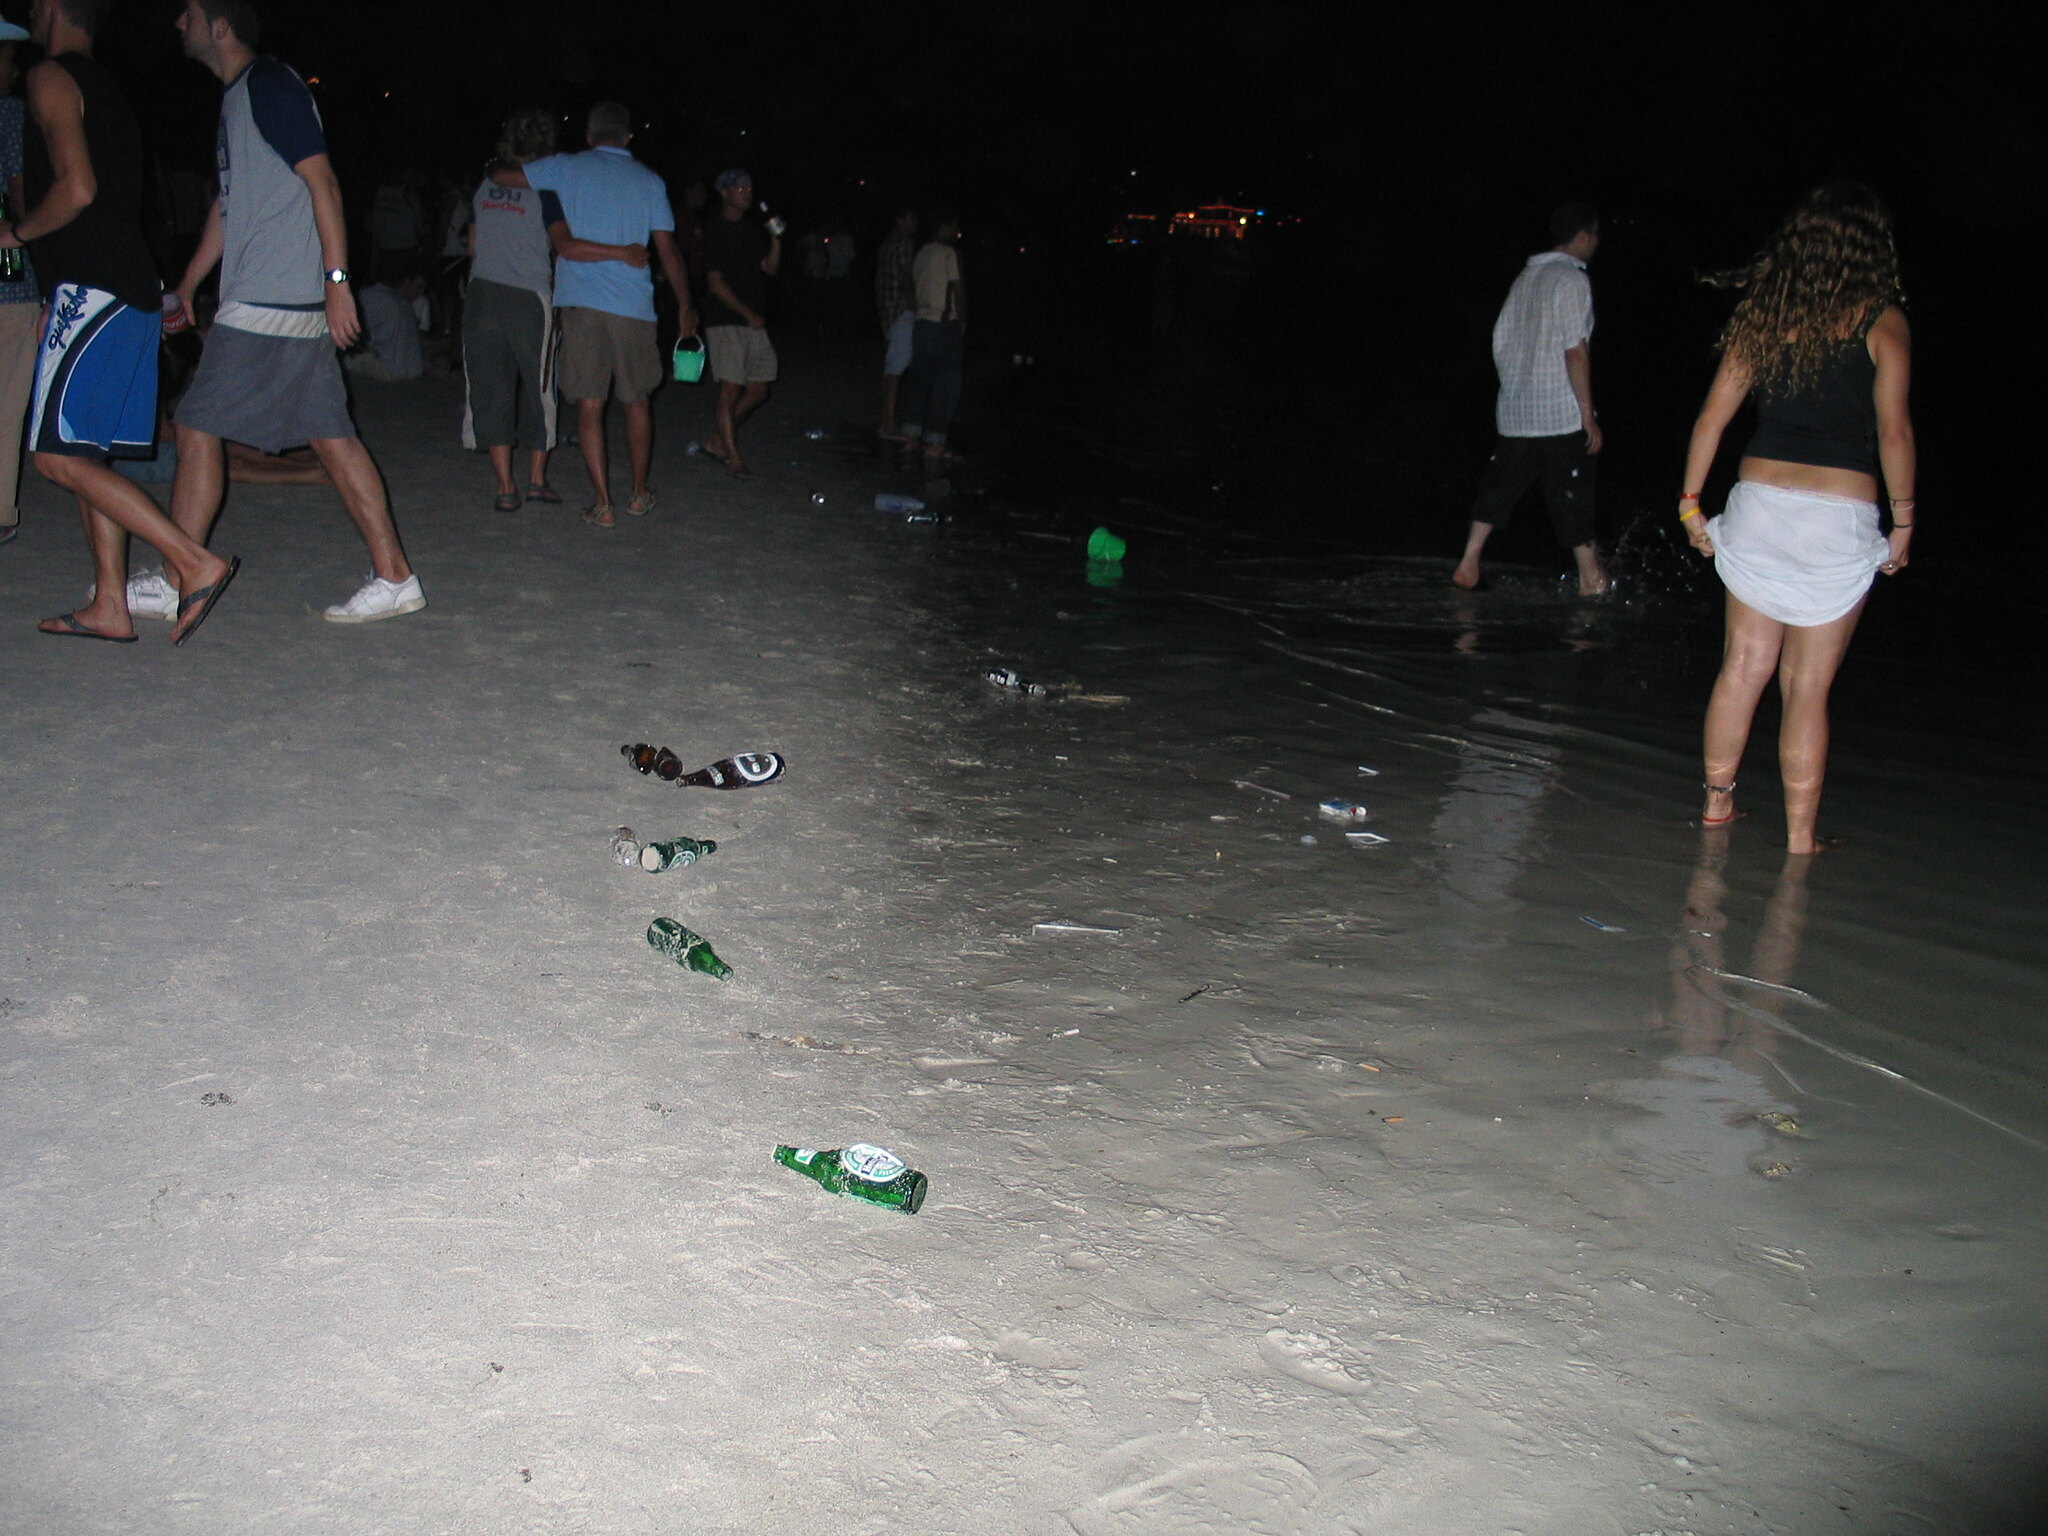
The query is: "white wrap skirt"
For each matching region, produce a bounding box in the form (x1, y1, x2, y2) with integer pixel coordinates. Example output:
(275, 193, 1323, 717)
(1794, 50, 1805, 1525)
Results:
(1707, 480, 1888, 626)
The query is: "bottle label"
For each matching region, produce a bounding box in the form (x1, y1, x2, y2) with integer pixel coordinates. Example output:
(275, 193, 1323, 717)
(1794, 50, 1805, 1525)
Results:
(730, 753, 782, 783)
(839, 1144, 907, 1183)
(791, 1148, 817, 1166)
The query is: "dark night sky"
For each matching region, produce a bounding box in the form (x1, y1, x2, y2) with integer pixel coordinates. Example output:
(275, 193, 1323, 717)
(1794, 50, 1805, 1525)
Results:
(58, 0, 2045, 528)
(90, 0, 2040, 247)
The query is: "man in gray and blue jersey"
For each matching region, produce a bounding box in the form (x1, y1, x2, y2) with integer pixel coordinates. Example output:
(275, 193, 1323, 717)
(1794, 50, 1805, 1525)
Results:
(153, 0, 423, 624)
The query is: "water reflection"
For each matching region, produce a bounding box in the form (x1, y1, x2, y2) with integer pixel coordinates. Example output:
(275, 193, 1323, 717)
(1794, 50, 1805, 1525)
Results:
(1613, 836, 1816, 1183)
(1424, 729, 1561, 958)
(1668, 836, 1813, 1079)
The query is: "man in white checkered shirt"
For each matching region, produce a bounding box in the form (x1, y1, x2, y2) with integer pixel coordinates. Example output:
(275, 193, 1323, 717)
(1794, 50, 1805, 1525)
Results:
(1453, 202, 1608, 596)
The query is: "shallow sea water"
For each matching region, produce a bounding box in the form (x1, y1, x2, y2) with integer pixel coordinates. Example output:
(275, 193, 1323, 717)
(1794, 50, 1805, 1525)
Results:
(860, 438, 2048, 1527)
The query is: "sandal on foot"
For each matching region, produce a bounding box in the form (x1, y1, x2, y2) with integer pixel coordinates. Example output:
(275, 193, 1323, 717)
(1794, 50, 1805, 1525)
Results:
(172, 556, 240, 647)
(524, 483, 563, 504)
(581, 504, 615, 528)
(492, 491, 522, 513)
(626, 490, 657, 516)
(1698, 781, 1740, 828)
(39, 611, 138, 643)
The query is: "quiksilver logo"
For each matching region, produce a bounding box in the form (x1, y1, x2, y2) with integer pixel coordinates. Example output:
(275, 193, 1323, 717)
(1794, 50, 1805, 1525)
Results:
(45, 285, 91, 351)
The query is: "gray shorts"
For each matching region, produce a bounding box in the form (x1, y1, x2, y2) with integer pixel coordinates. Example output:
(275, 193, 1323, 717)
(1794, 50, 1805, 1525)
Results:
(557, 307, 661, 404)
(175, 323, 356, 455)
(706, 324, 778, 385)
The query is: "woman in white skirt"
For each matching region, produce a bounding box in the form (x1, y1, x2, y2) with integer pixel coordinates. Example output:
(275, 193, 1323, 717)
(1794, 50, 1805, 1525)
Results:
(1678, 184, 1917, 853)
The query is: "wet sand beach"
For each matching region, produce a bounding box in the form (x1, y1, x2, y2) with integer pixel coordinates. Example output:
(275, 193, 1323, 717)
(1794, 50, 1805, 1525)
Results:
(2, 330, 2044, 1535)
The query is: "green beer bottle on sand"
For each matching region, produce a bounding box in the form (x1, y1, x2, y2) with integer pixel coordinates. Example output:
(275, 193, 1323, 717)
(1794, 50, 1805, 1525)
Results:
(640, 835, 717, 872)
(775, 1143, 928, 1214)
(646, 917, 732, 978)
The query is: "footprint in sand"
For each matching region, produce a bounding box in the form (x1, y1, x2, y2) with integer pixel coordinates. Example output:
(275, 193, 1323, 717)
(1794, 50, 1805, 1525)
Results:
(995, 1328, 1087, 1372)
(1258, 1328, 1376, 1396)
(1065, 1434, 1329, 1536)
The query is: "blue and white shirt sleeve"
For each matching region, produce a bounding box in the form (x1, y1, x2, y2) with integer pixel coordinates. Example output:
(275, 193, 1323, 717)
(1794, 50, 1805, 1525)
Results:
(246, 57, 327, 170)
(538, 190, 566, 227)
(521, 155, 567, 195)
(645, 175, 675, 236)
(1559, 269, 1593, 347)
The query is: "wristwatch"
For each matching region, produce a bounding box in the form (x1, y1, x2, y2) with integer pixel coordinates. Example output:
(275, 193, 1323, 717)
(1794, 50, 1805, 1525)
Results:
(324, 268, 350, 285)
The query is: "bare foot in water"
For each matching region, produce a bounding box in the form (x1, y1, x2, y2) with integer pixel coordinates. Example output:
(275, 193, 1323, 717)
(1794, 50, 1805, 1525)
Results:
(1450, 559, 1480, 590)
(1578, 571, 1611, 596)
(1786, 835, 1842, 856)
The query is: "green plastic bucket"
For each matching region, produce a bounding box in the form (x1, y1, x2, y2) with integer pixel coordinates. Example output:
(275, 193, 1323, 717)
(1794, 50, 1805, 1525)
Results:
(671, 333, 706, 384)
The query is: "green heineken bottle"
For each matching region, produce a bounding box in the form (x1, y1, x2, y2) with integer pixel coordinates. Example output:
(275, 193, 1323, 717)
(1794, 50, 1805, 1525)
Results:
(646, 917, 732, 978)
(775, 1143, 928, 1214)
(640, 835, 717, 872)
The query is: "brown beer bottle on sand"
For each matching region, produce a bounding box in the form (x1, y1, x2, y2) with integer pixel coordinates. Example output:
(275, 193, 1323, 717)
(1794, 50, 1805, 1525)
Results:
(623, 745, 785, 789)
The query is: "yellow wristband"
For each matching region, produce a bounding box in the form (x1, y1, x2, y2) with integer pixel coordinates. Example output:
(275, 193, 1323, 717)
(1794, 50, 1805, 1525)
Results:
(1679, 508, 1703, 523)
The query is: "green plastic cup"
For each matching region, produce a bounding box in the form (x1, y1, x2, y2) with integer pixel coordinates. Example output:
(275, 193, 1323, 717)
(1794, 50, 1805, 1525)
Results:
(1087, 526, 1127, 563)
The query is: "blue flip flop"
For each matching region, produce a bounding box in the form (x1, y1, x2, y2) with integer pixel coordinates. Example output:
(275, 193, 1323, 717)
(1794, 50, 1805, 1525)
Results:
(38, 611, 138, 643)
(172, 556, 240, 647)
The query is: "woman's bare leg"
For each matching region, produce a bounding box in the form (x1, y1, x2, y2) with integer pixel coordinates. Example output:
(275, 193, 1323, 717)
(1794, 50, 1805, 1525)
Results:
(1701, 592, 1784, 825)
(1775, 601, 1865, 854)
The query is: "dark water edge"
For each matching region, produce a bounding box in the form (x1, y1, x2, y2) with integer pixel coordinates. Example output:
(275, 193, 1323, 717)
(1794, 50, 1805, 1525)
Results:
(778, 243, 2048, 1101)
(951, 229, 2045, 666)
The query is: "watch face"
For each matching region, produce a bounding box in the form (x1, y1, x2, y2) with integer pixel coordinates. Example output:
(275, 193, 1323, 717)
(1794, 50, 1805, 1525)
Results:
(325, 269, 349, 283)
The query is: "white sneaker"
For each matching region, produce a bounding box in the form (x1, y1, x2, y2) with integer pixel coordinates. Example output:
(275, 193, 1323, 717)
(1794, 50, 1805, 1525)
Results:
(89, 568, 179, 619)
(324, 573, 426, 624)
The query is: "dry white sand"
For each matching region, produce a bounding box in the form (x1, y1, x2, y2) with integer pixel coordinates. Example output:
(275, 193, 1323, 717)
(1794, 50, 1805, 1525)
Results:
(3, 334, 2045, 1535)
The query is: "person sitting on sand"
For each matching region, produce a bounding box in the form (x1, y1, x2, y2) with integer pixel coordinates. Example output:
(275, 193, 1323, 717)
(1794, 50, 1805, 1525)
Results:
(1677, 182, 1916, 855)
(346, 269, 428, 381)
(1452, 202, 1608, 597)
(227, 441, 330, 485)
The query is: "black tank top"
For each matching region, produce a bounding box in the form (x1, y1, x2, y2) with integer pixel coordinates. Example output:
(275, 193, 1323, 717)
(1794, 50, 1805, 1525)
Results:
(22, 53, 161, 313)
(1743, 316, 1881, 476)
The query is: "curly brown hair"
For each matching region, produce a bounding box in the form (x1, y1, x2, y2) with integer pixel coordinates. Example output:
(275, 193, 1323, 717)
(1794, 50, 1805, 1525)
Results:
(495, 109, 560, 169)
(1710, 182, 1905, 400)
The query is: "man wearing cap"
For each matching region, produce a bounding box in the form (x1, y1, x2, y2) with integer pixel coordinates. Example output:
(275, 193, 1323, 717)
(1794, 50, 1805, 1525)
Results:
(697, 168, 780, 480)
(509, 101, 691, 526)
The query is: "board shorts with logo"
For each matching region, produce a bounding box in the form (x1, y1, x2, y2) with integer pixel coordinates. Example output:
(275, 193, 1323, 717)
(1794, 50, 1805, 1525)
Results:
(29, 282, 159, 462)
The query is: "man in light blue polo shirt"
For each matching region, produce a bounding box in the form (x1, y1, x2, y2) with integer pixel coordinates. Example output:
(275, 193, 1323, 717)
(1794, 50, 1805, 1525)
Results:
(517, 101, 691, 525)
